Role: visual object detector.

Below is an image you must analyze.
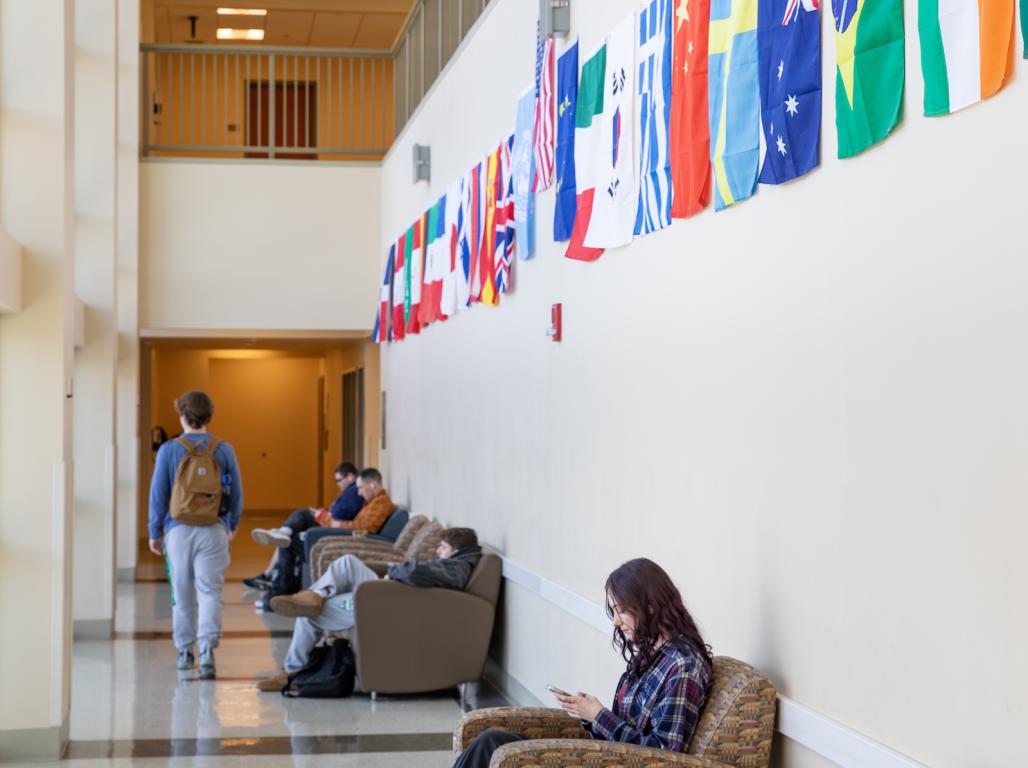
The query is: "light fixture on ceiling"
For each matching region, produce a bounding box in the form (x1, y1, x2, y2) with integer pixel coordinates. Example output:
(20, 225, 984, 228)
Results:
(217, 7, 268, 15)
(216, 28, 265, 40)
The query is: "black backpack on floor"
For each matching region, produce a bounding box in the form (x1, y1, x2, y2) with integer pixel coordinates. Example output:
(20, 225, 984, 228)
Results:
(282, 638, 356, 698)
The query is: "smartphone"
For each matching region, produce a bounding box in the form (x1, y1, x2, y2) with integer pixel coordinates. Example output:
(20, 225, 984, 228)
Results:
(546, 684, 572, 698)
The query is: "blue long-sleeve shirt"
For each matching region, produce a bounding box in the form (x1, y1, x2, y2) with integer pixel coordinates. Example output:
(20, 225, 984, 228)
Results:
(148, 433, 243, 539)
(328, 482, 363, 521)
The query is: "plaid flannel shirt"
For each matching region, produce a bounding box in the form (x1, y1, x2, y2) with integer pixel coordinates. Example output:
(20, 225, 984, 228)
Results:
(588, 639, 712, 751)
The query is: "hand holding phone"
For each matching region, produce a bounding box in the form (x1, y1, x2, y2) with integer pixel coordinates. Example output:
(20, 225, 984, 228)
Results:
(546, 684, 572, 698)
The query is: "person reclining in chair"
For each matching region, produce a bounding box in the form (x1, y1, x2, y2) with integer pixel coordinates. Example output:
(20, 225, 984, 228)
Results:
(257, 526, 480, 692)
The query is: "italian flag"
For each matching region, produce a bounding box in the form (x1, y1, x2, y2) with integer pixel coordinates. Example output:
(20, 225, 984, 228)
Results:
(918, 0, 1015, 116)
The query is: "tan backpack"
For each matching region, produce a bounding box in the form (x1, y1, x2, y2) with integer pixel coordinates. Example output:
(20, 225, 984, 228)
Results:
(169, 436, 224, 526)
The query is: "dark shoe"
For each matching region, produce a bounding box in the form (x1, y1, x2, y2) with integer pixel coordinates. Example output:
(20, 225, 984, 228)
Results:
(270, 590, 325, 618)
(243, 573, 272, 590)
(257, 670, 290, 692)
(177, 649, 195, 670)
(198, 648, 216, 679)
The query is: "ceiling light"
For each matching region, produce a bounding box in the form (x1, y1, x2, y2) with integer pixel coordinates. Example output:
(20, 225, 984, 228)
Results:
(217, 7, 268, 15)
(216, 27, 265, 40)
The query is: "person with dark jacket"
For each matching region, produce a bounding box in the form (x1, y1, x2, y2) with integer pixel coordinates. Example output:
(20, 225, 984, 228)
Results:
(257, 527, 481, 691)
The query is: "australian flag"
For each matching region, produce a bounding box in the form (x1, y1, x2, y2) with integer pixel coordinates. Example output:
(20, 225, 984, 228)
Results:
(757, 0, 821, 184)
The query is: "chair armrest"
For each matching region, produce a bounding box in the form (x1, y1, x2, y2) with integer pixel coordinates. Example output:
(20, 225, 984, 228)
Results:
(453, 708, 587, 754)
(365, 533, 393, 543)
(492, 740, 729, 768)
(354, 580, 496, 694)
(308, 539, 404, 582)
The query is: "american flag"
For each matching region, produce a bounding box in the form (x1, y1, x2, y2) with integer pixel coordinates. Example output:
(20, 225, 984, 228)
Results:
(532, 24, 555, 192)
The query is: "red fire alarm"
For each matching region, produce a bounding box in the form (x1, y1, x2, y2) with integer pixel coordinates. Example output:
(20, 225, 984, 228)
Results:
(548, 303, 562, 342)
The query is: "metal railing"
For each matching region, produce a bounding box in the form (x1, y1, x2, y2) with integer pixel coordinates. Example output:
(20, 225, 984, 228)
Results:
(140, 1, 493, 160)
(141, 44, 393, 158)
(392, 0, 491, 138)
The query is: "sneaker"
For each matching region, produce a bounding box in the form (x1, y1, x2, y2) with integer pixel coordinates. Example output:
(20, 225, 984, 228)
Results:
(257, 670, 290, 692)
(251, 528, 291, 548)
(243, 573, 272, 590)
(270, 590, 326, 618)
(177, 649, 195, 670)
(198, 648, 216, 680)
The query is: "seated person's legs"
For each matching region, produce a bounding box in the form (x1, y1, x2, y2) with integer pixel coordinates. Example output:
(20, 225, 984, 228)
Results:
(453, 730, 528, 768)
(252, 508, 319, 548)
(269, 554, 379, 616)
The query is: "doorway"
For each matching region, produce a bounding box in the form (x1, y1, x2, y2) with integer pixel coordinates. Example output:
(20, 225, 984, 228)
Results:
(342, 368, 365, 467)
(246, 80, 318, 159)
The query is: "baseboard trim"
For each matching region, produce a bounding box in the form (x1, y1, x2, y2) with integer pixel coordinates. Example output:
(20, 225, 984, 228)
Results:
(499, 557, 927, 768)
(0, 721, 68, 760)
(482, 658, 542, 709)
(73, 619, 113, 640)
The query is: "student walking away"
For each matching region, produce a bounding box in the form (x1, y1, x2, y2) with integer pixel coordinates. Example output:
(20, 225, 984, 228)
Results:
(244, 462, 363, 596)
(256, 527, 480, 692)
(453, 558, 714, 767)
(148, 390, 243, 679)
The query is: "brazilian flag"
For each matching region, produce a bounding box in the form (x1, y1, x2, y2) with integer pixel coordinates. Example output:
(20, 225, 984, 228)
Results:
(831, 0, 905, 158)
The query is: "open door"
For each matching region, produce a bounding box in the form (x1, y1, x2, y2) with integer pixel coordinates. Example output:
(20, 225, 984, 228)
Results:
(341, 368, 365, 467)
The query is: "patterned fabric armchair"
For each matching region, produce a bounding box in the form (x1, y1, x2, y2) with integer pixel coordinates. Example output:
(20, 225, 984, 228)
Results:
(309, 518, 444, 581)
(452, 657, 776, 768)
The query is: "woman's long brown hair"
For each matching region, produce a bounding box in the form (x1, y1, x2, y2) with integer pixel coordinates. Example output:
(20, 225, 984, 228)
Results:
(605, 558, 712, 676)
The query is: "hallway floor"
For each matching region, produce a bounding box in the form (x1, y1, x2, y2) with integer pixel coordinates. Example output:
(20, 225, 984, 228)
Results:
(13, 515, 508, 766)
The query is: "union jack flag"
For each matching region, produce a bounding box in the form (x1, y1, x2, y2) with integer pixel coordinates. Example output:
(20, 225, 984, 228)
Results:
(495, 134, 515, 295)
(532, 22, 555, 191)
(782, 0, 818, 25)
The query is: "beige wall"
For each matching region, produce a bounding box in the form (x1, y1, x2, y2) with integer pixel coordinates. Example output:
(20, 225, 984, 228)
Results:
(377, 1, 1027, 767)
(139, 159, 380, 332)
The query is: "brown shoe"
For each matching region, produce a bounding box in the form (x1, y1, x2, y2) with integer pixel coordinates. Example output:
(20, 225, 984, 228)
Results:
(257, 670, 290, 692)
(270, 590, 325, 618)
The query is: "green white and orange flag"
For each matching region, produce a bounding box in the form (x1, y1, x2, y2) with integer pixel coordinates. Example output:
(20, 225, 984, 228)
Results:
(832, 0, 905, 158)
(918, 0, 1015, 115)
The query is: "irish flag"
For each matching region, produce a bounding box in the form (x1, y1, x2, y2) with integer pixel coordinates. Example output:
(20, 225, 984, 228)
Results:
(918, 0, 1015, 116)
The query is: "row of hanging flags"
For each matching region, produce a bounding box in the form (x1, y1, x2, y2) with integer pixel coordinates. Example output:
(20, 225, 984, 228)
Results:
(374, 0, 1025, 343)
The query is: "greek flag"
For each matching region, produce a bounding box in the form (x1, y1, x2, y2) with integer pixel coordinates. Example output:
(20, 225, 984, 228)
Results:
(635, 0, 673, 235)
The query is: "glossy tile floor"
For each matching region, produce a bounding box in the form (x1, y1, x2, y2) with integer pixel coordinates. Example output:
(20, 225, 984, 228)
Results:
(12, 515, 510, 766)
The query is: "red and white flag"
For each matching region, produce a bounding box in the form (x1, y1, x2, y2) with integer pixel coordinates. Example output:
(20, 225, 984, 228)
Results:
(390, 234, 406, 341)
(532, 29, 555, 191)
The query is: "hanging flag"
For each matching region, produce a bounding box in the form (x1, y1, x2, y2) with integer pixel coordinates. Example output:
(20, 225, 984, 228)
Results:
(831, 0, 904, 158)
(373, 246, 393, 344)
(554, 39, 580, 241)
(670, 0, 712, 217)
(440, 180, 461, 318)
(455, 171, 472, 309)
(495, 135, 515, 296)
(1022, 0, 1027, 59)
(419, 200, 440, 327)
(533, 23, 556, 191)
(566, 44, 606, 262)
(513, 87, 537, 260)
(636, 0, 674, 236)
(391, 234, 406, 342)
(758, 0, 821, 184)
(585, 14, 637, 249)
(479, 147, 500, 307)
(918, 0, 1014, 116)
(466, 160, 483, 303)
(709, 0, 760, 210)
(405, 217, 424, 335)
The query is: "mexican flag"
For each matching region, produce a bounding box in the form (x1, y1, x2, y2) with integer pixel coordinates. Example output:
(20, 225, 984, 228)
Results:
(832, 0, 905, 158)
(918, 0, 1015, 116)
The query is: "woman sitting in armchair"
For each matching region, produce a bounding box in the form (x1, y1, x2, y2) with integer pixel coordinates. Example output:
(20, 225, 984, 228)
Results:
(455, 558, 714, 767)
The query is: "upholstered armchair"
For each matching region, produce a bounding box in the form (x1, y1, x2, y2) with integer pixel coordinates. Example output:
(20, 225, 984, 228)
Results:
(309, 519, 444, 581)
(452, 656, 776, 768)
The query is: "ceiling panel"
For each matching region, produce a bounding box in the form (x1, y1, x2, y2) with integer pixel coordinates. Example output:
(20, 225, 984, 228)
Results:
(264, 10, 315, 46)
(352, 13, 406, 49)
(308, 12, 362, 47)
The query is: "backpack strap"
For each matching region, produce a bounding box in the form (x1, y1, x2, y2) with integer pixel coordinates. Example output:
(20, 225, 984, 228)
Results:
(175, 436, 198, 453)
(174, 435, 222, 456)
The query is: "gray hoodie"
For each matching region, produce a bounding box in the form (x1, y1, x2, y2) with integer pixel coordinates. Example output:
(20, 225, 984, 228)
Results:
(386, 546, 482, 590)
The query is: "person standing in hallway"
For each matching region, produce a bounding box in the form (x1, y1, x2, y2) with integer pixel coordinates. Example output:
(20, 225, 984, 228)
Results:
(148, 390, 243, 679)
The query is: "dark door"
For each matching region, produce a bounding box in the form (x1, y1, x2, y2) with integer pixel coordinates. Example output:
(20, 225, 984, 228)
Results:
(246, 81, 317, 159)
(342, 369, 365, 467)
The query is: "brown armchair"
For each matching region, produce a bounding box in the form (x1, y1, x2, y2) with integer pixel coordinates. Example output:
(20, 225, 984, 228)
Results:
(452, 656, 776, 768)
(310, 519, 443, 581)
(352, 551, 502, 695)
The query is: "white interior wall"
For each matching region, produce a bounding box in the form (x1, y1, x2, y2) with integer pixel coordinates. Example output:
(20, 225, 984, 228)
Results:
(378, 2, 1027, 767)
(140, 160, 380, 332)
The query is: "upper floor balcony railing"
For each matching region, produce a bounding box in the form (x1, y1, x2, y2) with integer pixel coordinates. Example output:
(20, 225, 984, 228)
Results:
(141, 0, 493, 162)
(142, 44, 393, 160)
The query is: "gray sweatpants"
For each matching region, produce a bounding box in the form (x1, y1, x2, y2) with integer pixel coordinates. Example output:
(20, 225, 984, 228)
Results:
(283, 554, 379, 673)
(165, 524, 230, 652)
